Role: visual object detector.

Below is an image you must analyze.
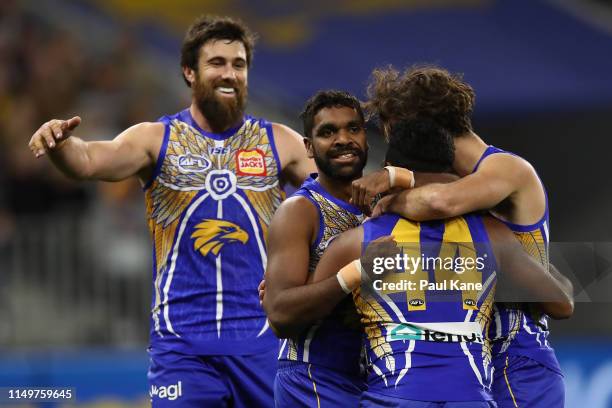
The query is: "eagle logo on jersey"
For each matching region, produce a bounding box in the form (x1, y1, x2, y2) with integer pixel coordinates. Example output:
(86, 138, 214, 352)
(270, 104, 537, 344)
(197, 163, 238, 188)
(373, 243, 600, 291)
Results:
(191, 219, 249, 257)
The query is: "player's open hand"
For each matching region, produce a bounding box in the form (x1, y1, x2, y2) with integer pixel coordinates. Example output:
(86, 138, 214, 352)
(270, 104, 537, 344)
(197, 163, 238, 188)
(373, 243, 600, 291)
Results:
(28, 116, 81, 158)
(351, 168, 391, 215)
(361, 235, 399, 278)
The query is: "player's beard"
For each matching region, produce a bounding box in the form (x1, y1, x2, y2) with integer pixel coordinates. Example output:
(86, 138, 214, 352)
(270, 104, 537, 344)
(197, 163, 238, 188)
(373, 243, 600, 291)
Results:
(193, 75, 247, 133)
(314, 145, 368, 181)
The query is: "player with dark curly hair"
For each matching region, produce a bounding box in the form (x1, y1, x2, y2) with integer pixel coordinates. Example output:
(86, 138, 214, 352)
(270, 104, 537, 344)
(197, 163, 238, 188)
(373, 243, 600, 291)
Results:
(352, 65, 573, 407)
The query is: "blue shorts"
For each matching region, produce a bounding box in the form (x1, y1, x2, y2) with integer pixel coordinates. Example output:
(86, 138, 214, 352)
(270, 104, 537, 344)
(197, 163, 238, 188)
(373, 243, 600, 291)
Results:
(147, 347, 277, 407)
(360, 391, 497, 407)
(492, 355, 564, 408)
(274, 361, 365, 407)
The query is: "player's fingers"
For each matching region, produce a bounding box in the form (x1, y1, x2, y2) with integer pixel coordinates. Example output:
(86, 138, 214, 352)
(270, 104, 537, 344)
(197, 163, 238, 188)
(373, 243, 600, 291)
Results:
(40, 126, 57, 149)
(372, 235, 395, 243)
(48, 120, 66, 141)
(63, 116, 81, 132)
(372, 195, 391, 217)
(358, 184, 368, 209)
(29, 137, 47, 158)
(351, 181, 362, 207)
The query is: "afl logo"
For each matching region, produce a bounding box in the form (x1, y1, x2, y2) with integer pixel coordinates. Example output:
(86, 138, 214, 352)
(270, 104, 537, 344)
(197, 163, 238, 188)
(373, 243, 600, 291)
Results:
(464, 299, 476, 307)
(178, 154, 211, 173)
(409, 299, 425, 307)
(236, 149, 267, 176)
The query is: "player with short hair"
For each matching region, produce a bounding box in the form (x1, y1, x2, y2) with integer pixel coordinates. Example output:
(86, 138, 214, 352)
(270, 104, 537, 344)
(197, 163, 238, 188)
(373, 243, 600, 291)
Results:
(309, 117, 572, 407)
(28, 15, 314, 407)
(352, 65, 574, 407)
(263, 90, 369, 407)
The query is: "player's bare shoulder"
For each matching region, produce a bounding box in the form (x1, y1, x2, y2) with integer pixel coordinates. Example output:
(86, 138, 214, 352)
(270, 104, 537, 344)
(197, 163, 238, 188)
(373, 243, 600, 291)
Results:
(270, 123, 314, 186)
(478, 151, 540, 184)
(116, 121, 166, 183)
(479, 151, 546, 223)
(123, 121, 165, 158)
(272, 194, 318, 225)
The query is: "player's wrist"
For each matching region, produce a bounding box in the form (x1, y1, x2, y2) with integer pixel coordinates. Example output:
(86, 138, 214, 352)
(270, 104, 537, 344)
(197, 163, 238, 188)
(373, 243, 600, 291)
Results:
(384, 166, 415, 189)
(337, 259, 362, 294)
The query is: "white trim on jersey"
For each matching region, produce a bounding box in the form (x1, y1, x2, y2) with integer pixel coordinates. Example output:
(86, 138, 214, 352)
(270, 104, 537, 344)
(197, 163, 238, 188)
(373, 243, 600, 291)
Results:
(161, 192, 210, 337)
(371, 362, 389, 388)
(462, 309, 486, 390)
(215, 200, 224, 338)
(232, 192, 267, 267)
(522, 314, 543, 347)
(278, 338, 288, 359)
(232, 192, 270, 337)
(395, 340, 415, 387)
(302, 324, 320, 363)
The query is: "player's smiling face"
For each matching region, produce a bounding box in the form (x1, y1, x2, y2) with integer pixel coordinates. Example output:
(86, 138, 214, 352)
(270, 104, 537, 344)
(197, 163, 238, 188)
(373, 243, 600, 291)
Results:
(197, 39, 248, 100)
(306, 106, 368, 181)
(189, 39, 249, 132)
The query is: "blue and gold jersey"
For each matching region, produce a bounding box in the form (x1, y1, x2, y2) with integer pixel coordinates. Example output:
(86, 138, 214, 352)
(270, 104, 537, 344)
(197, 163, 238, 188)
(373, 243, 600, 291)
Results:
(358, 214, 497, 402)
(474, 146, 561, 373)
(145, 109, 284, 355)
(278, 175, 365, 374)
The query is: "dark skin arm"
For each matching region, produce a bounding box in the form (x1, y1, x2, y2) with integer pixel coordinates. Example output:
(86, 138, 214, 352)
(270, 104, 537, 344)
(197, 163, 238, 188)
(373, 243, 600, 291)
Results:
(263, 197, 353, 338)
(484, 217, 574, 319)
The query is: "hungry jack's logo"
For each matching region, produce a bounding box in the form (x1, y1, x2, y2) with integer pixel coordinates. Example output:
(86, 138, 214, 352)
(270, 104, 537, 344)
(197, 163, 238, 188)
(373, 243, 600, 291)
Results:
(236, 149, 267, 176)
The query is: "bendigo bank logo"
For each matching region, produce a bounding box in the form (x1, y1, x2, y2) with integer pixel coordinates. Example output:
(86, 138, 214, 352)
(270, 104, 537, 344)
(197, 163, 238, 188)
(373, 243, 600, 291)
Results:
(191, 219, 249, 257)
(236, 149, 267, 176)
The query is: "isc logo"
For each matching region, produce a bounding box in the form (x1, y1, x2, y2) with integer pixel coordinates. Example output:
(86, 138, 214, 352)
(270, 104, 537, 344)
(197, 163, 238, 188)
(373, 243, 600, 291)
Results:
(209, 146, 230, 155)
(236, 149, 267, 176)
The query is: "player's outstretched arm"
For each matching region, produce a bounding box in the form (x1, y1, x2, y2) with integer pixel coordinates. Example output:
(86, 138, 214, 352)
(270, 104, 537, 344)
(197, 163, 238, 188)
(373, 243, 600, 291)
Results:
(373, 155, 530, 221)
(485, 217, 574, 319)
(272, 123, 315, 188)
(28, 117, 163, 183)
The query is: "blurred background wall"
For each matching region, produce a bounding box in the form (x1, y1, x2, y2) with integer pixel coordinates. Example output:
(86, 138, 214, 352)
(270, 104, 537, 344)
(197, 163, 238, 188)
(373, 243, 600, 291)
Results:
(1, 0, 611, 406)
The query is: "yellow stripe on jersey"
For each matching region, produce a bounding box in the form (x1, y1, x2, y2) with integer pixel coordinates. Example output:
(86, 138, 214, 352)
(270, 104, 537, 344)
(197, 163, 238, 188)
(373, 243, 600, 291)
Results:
(389, 219, 427, 311)
(436, 217, 480, 310)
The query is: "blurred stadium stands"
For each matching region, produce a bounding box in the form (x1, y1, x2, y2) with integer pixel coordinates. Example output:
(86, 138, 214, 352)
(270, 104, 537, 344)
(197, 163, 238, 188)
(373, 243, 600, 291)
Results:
(1, 0, 611, 406)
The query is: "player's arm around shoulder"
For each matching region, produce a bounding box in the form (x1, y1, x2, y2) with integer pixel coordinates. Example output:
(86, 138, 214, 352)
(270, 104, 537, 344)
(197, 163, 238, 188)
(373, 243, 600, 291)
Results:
(271, 123, 316, 188)
(383, 154, 533, 221)
(483, 216, 574, 319)
(263, 195, 318, 337)
(29, 116, 164, 184)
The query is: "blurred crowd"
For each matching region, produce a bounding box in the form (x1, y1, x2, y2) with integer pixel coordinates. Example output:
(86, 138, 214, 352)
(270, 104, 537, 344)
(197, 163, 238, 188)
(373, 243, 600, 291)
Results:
(0, 0, 179, 240)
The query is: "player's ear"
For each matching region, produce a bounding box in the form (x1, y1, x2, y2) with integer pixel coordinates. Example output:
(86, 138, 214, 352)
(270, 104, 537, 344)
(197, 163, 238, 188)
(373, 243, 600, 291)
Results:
(303, 137, 314, 159)
(182, 66, 196, 87)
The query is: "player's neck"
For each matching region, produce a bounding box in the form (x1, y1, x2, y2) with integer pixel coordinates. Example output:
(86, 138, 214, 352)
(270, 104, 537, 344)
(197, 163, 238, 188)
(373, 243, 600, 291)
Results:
(317, 173, 356, 204)
(189, 104, 241, 134)
(452, 132, 488, 176)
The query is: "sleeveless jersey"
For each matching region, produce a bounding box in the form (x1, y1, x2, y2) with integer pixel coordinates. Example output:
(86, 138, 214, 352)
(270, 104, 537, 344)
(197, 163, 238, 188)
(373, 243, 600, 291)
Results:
(278, 175, 365, 374)
(358, 213, 497, 401)
(144, 109, 284, 355)
(474, 145, 561, 373)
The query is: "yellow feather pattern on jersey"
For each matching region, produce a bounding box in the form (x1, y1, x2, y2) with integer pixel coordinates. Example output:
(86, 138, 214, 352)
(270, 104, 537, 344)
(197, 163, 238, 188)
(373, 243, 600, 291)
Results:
(354, 288, 396, 375)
